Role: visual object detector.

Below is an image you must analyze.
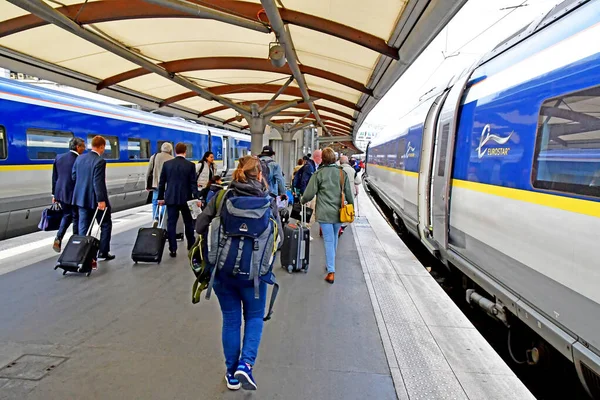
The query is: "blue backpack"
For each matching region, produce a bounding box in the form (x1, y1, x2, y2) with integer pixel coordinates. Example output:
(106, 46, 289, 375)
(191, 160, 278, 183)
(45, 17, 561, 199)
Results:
(204, 190, 281, 320)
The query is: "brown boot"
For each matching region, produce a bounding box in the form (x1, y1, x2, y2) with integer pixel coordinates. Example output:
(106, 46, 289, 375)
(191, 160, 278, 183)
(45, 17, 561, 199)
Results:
(325, 273, 335, 284)
(52, 239, 61, 253)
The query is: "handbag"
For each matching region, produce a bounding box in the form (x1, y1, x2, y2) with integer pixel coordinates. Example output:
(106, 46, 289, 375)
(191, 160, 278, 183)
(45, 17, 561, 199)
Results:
(339, 170, 355, 223)
(38, 203, 63, 231)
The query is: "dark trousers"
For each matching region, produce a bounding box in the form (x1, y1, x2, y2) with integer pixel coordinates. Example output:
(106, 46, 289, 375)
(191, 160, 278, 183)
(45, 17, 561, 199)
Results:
(166, 204, 195, 252)
(56, 202, 78, 241)
(79, 206, 112, 256)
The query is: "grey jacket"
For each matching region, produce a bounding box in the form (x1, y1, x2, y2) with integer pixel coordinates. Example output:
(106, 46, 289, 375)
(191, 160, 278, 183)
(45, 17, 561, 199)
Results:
(341, 162, 361, 186)
(146, 151, 174, 189)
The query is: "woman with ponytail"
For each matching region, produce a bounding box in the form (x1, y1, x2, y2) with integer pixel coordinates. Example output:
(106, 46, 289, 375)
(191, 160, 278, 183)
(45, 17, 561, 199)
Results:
(195, 155, 282, 392)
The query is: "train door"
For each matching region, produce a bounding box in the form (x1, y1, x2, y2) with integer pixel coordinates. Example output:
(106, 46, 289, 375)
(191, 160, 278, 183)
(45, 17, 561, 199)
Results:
(430, 74, 470, 252)
(418, 91, 448, 243)
(222, 136, 229, 172)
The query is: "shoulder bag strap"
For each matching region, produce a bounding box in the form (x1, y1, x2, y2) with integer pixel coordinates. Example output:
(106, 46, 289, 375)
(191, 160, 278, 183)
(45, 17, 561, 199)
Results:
(339, 169, 345, 206)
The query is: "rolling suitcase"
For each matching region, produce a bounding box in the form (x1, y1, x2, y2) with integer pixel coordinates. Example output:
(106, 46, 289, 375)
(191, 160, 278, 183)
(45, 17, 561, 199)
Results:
(54, 208, 106, 277)
(131, 207, 167, 263)
(281, 204, 310, 274)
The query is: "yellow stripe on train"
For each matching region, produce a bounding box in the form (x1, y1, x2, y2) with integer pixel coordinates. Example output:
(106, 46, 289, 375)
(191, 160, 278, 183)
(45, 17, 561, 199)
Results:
(369, 164, 600, 218)
(0, 162, 150, 171)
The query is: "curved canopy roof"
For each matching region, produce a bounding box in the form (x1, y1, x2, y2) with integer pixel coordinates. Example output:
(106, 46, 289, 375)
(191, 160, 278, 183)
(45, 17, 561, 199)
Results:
(0, 0, 466, 138)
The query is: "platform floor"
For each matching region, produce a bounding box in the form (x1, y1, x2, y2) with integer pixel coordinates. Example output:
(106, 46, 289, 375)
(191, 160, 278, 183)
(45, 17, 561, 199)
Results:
(0, 197, 534, 399)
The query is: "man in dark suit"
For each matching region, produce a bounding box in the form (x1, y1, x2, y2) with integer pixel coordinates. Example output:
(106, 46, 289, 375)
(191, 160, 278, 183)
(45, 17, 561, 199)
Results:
(72, 135, 115, 263)
(158, 142, 201, 257)
(51, 137, 86, 252)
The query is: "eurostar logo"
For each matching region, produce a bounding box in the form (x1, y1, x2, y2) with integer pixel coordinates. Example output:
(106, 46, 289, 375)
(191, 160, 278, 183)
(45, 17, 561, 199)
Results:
(240, 223, 248, 232)
(401, 141, 416, 159)
(477, 124, 513, 159)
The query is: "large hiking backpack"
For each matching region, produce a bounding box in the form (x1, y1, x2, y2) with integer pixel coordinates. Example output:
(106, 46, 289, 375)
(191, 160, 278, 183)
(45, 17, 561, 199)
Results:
(260, 158, 276, 190)
(196, 189, 281, 320)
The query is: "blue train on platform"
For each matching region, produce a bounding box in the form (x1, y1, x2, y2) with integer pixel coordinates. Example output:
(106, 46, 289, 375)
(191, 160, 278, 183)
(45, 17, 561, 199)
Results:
(0, 77, 250, 240)
(365, 0, 600, 396)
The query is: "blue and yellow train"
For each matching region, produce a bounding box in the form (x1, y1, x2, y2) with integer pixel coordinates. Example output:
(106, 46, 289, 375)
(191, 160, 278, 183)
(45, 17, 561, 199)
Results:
(366, 0, 600, 396)
(0, 77, 250, 240)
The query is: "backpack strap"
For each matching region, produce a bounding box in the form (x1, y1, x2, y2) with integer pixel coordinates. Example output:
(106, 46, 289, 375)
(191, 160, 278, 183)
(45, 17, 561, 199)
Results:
(196, 161, 205, 181)
(263, 278, 279, 321)
(204, 189, 229, 301)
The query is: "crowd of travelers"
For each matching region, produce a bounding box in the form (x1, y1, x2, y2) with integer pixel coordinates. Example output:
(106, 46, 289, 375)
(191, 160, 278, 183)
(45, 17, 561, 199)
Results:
(49, 138, 362, 392)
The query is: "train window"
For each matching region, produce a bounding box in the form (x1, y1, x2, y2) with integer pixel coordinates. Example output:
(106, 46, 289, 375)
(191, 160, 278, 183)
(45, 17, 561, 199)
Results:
(437, 123, 450, 176)
(184, 142, 194, 159)
(127, 139, 150, 160)
(26, 129, 73, 160)
(0, 126, 6, 160)
(87, 134, 120, 160)
(532, 85, 600, 198)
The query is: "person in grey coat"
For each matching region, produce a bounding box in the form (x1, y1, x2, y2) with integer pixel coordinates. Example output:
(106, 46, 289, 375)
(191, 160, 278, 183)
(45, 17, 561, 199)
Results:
(146, 142, 174, 225)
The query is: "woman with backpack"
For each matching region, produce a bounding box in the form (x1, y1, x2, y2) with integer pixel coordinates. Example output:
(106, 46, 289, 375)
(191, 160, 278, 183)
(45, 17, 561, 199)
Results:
(197, 151, 216, 188)
(301, 147, 354, 284)
(195, 155, 282, 391)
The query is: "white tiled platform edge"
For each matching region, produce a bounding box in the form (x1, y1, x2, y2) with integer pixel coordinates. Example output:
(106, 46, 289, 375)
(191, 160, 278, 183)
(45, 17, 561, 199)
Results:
(352, 194, 536, 400)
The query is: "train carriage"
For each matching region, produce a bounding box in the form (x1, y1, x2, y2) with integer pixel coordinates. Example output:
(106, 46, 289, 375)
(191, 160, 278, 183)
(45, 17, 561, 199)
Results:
(365, 0, 600, 396)
(0, 77, 250, 240)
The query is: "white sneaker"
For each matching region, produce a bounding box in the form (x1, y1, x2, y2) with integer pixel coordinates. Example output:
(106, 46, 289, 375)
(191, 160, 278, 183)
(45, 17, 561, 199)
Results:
(310, 236, 314, 242)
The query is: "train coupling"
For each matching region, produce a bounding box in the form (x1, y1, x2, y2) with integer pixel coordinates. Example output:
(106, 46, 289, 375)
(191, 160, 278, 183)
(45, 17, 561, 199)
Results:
(466, 289, 508, 326)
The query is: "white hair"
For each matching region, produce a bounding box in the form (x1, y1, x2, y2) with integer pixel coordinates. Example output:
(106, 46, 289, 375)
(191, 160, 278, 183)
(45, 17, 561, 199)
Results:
(161, 142, 173, 154)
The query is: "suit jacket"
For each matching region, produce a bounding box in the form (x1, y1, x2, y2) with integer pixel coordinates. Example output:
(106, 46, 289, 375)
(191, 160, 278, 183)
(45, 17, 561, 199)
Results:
(158, 156, 199, 205)
(52, 151, 78, 204)
(72, 151, 109, 209)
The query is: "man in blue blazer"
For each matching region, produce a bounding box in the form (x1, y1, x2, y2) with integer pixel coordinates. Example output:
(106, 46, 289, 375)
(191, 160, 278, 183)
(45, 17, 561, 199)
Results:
(72, 135, 115, 262)
(158, 142, 201, 257)
(51, 137, 86, 252)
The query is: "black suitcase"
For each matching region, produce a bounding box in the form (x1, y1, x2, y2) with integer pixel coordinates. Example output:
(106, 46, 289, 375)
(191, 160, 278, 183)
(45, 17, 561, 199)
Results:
(55, 208, 106, 276)
(281, 204, 310, 273)
(131, 210, 167, 263)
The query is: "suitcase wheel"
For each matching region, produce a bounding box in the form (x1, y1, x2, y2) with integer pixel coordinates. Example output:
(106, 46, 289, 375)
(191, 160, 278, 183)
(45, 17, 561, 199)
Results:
(287, 265, 293, 274)
(134, 261, 138, 264)
(62, 270, 67, 275)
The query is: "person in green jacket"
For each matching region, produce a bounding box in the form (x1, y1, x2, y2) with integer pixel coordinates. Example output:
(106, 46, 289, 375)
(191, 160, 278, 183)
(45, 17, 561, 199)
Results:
(301, 147, 354, 284)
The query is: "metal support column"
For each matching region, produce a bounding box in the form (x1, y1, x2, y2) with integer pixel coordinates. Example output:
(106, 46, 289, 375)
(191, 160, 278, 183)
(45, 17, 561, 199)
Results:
(249, 103, 269, 155)
(280, 127, 294, 185)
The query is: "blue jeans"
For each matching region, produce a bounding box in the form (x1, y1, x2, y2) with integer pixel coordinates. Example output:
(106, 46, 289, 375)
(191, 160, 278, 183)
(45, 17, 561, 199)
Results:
(321, 222, 343, 273)
(213, 278, 267, 374)
(151, 190, 165, 222)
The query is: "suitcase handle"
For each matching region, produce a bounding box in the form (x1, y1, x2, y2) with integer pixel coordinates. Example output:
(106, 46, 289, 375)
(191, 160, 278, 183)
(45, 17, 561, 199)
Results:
(158, 205, 166, 229)
(86, 208, 108, 238)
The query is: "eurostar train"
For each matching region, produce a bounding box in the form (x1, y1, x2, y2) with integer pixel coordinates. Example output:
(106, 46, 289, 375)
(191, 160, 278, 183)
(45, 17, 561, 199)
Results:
(365, 0, 600, 396)
(0, 77, 251, 240)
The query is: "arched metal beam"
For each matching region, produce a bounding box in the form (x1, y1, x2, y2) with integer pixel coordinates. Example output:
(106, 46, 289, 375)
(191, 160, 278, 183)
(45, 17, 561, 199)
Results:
(97, 57, 371, 95)
(0, 0, 398, 59)
(199, 100, 356, 121)
(160, 84, 358, 110)
(272, 112, 352, 129)
(268, 117, 352, 134)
